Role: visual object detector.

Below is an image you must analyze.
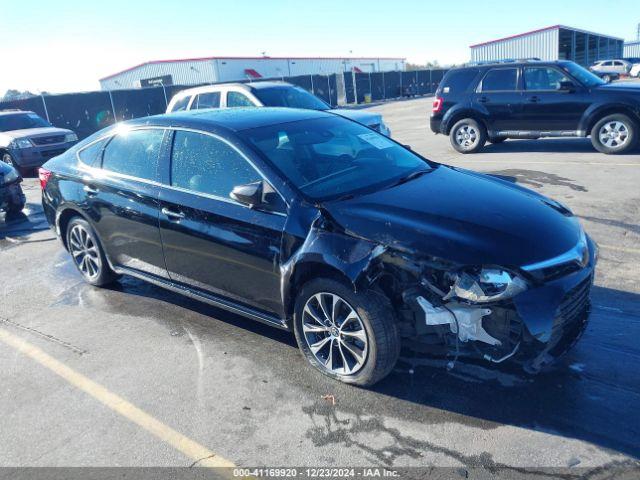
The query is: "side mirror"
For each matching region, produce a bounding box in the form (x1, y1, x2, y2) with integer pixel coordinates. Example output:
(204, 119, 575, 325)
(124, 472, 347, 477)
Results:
(559, 80, 576, 92)
(403, 144, 413, 150)
(230, 181, 263, 208)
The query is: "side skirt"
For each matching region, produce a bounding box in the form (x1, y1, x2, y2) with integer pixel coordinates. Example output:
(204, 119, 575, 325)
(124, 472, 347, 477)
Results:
(114, 266, 290, 331)
(491, 130, 586, 139)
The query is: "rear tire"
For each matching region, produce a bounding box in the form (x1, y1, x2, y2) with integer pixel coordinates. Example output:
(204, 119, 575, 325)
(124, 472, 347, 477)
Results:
(591, 114, 638, 154)
(450, 118, 487, 154)
(293, 279, 400, 386)
(66, 217, 119, 287)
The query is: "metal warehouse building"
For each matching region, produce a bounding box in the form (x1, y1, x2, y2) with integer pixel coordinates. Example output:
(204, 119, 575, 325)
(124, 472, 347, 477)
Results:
(624, 41, 640, 58)
(100, 56, 406, 91)
(470, 25, 624, 66)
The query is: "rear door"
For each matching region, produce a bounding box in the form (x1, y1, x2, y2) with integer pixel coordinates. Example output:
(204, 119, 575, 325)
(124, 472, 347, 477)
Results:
(86, 127, 168, 278)
(158, 129, 286, 315)
(518, 66, 590, 131)
(472, 67, 522, 132)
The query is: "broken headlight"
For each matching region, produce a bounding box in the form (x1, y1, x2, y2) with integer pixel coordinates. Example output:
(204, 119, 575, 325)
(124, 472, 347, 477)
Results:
(443, 268, 528, 303)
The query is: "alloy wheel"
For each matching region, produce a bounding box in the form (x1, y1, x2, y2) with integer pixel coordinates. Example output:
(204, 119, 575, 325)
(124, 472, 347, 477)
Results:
(599, 121, 629, 149)
(302, 292, 369, 375)
(455, 124, 479, 150)
(69, 224, 102, 280)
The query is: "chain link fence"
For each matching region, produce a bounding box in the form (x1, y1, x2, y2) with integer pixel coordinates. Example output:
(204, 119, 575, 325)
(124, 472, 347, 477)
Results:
(0, 69, 448, 140)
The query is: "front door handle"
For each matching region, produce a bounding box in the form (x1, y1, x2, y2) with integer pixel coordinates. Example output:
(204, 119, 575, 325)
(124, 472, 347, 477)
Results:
(528, 96, 541, 103)
(161, 207, 186, 221)
(83, 185, 98, 196)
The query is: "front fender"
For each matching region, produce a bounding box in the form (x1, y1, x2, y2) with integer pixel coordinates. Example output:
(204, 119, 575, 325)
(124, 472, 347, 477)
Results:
(579, 101, 640, 134)
(280, 213, 386, 318)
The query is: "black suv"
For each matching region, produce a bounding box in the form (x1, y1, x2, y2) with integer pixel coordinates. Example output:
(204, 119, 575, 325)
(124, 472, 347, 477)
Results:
(430, 60, 640, 154)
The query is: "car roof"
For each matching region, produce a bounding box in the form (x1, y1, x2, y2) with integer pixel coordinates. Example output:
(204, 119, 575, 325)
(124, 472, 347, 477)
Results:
(457, 60, 571, 70)
(128, 107, 331, 132)
(170, 81, 294, 99)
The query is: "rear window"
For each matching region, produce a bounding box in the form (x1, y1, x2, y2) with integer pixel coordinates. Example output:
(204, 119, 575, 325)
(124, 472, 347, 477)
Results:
(169, 96, 190, 112)
(440, 69, 479, 95)
(480, 68, 519, 92)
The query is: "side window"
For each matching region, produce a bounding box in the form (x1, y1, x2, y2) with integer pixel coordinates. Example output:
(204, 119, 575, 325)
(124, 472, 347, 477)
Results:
(192, 92, 221, 110)
(102, 129, 164, 181)
(227, 91, 255, 108)
(171, 130, 261, 198)
(170, 96, 190, 112)
(480, 68, 518, 92)
(78, 138, 108, 166)
(524, 67, 570, 91)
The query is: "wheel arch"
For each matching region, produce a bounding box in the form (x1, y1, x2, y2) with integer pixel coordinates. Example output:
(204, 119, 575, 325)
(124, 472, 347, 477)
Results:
(582, 104, 640, 135)
(443, 108, 489, 135)
(283, 261, 356, 326)
(55, 206, 96, 251)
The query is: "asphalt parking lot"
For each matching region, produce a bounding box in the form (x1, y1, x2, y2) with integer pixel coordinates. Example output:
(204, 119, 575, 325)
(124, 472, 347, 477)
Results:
(1, 96, 640, 475)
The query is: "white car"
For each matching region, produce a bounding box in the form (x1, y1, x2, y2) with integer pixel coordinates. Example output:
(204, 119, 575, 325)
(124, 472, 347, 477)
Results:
(166, 82, 391, 136)
(590, 59, 632, 75)
(630, 63, 640, 78)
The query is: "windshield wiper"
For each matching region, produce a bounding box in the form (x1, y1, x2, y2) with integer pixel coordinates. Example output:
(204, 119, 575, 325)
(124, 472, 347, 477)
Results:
(386, 168, 432, 189)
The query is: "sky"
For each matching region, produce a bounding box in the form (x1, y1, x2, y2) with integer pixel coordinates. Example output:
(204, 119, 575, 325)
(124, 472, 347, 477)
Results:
(2, 0, 638, 95)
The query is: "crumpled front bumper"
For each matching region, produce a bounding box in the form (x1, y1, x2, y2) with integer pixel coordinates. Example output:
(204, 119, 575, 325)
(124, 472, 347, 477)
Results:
(512, 236, 597, 372)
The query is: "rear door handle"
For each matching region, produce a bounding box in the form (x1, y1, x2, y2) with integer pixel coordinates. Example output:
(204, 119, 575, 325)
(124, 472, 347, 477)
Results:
(161, 207, 186, 221)
(528, 96, 541, 103)
(83, 185, 98, 196)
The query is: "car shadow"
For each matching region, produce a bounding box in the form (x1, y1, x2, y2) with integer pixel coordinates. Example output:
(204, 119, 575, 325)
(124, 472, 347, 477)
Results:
(79, 268, 640, 460)
(371, 284, 640, 460)
(0, 201, 51, 243)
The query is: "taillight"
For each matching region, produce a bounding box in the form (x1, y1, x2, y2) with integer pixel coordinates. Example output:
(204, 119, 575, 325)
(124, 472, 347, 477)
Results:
(432, 97, 443, 113)
(38, 168, 52, 190)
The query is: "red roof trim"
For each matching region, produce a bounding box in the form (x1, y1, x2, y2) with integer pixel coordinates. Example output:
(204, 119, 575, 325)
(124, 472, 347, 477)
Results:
(100, 56, 406, 81)
(470, 25, 562, 48)
(470, 25, 624, 48)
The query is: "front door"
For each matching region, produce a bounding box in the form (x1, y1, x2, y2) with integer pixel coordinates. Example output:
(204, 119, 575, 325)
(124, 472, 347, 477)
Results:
(517, 66, 591, 132)
(158, 129, 286, 316)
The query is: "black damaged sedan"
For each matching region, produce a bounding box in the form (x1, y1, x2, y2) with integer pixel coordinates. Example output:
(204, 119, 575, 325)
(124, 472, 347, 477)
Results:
(40, 108, 596, 386)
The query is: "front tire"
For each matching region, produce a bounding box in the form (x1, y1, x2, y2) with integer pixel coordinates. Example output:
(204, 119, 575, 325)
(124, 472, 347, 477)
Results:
(450, 118, 487, 154)
(591, 114, 638, 154)
(66, 217, 118, 286)
(293, 279, 400, 386)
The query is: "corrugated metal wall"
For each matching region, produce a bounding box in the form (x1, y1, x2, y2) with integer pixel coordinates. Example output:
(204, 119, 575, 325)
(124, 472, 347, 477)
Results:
(100, 58, 406, 91)
(470, 28, 559, 63)
(624, 41, 640, 57)
(100, 60, 217, 91)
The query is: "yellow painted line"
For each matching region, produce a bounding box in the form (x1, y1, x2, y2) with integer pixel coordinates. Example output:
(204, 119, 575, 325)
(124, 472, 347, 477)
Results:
(0, 327, 235, 468)
(599, 244, 640, 255)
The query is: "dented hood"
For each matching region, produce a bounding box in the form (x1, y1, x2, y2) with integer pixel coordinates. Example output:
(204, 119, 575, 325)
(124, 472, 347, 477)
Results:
(323, 166, 582, 267)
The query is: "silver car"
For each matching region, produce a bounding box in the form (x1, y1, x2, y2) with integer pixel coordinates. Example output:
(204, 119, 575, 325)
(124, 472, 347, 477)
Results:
(0, 110, 78, 175)
(590, 59, 632, 75)
(166, 82, 391, 137)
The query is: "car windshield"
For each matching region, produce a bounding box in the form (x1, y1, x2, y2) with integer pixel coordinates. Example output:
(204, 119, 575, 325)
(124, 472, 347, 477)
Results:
(561, 62, 605, 87)
(240, 117, 433, 201)
(251, 86, 331, 111)
(0, 112, 50, 132)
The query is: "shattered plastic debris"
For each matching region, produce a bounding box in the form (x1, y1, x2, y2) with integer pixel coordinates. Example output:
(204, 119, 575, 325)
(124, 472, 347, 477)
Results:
(321, 394, 336, 406)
